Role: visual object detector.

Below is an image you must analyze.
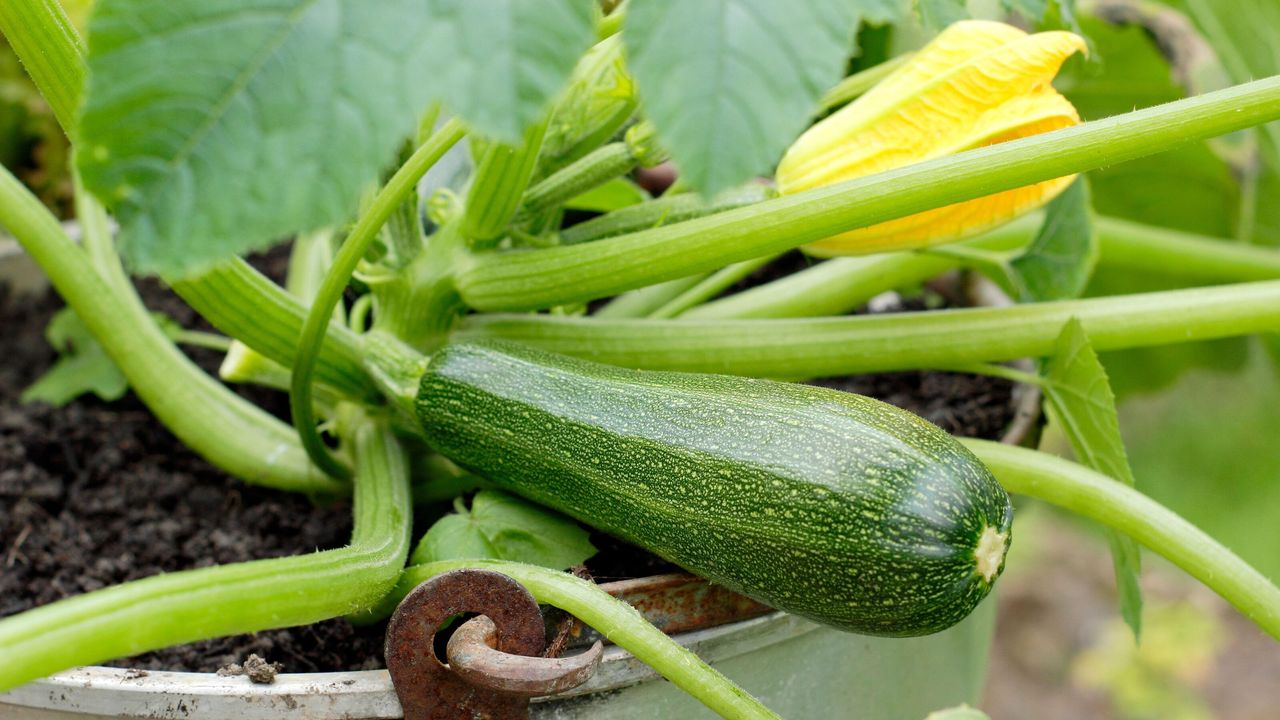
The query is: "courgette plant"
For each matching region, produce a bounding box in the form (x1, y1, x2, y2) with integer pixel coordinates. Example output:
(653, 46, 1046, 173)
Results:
(2, 1, 1280, 718)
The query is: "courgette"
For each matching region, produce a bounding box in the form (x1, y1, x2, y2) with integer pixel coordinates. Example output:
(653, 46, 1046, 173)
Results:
(416, 341, 1011, 636)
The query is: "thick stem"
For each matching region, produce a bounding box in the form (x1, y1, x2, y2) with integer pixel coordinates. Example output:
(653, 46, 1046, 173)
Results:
(684, 215, 1280, 320)
(368, 560, 780, 720)
(455, 77, 1280, 311)
(0, 0, 83, 134)
(0, 166, 336, 493)
(1095, 216, 1280, 282)
(456, 281, 1280, 377)
(0, 415, 412, 692)
(290, 118, 466, 479)
(170, 259, 375, 399)
(965, 440, 1280, 640)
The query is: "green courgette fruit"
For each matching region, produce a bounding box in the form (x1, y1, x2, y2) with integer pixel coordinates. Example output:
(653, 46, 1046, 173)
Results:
(416, 341, 1012, 636)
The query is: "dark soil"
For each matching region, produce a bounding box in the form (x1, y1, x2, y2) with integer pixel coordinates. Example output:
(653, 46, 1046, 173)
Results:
(1, 258, 1018, 673)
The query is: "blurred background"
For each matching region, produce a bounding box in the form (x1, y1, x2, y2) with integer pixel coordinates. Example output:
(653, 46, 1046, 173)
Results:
(2, 0, 1277, 717)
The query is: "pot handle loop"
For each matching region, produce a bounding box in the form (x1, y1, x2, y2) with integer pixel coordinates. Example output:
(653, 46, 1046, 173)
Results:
(384, 568, 602, 719)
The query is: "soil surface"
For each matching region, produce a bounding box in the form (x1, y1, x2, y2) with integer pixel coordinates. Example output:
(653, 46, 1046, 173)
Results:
(1, 265, 1018, 673)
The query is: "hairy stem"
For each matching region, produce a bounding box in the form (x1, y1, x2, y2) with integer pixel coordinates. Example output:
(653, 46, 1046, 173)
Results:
(967, 441, 1280, 640)
(456, 77, 1280, 311)
(0, 415, 412, 692)
(457, 281, 1280, 377)
(0, 0, 83, 134)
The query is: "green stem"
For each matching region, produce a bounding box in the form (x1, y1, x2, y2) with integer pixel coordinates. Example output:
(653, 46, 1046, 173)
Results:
(560, 184, 775, 245)
(817, 53, 912, 113)
(1095, 216, 1280, 282)
(685, 214, 1280, 321)
(455, 280, 1280, 377)
(369, 560, 780, 720)
(965, 440, 1280, 640)
(173, 329, 232, 353)
(945, 363, 1045, 387)
(464, 120, 548, 244)
(521, 141, 638, 216)
(650, 254, 778, 319)
(594, 273, 709, 318)
(0, 166, 336, 494)
(455, 77, 1280, 311)
(0, 414, 411, 692)
(291, 118, 466, 479)
(685, 223, 1033, 320)
(0, 0, 83, 135)
(170, 259, 375, 399)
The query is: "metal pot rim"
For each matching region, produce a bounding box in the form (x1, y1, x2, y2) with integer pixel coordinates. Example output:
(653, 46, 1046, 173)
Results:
(3, 611, 819, 718)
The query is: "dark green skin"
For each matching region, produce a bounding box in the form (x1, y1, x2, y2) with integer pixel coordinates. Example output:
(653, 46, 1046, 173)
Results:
(416, 341, 1012, 636)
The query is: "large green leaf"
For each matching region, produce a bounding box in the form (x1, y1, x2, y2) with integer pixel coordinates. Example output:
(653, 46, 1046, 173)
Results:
(78, 0, 437, 277)
(418, 0, 595, 143)
(1043, 318, 1144, 638)
(623, 0, 857, 196)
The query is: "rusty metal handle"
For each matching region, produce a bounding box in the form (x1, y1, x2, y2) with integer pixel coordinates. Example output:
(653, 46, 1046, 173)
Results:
(384, 568, 602, 720)
(448, 615, 603, 696)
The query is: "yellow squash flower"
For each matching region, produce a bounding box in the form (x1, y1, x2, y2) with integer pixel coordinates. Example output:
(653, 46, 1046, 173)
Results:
(777, 20, 1087, 256)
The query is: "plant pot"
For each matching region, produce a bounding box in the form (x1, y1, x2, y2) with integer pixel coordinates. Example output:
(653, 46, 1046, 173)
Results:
(0, 240, 1038, 718)
(0, 601, 997, 720)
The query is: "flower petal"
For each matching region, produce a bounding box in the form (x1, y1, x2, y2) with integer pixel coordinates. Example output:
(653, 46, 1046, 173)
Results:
(775, 20, 1086, 253)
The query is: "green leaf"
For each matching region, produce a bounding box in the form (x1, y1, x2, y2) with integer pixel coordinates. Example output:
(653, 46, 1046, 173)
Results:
(1059, 14, 1240, 238)
(22, 307, 188, 407)
(623, 0, 858, 196)
(77, 0, 437, 277)
(1156, 0, 1280, 247)
(1008, 177, 1097, 302)
(412, 513, 499, 565)
(22, 308, 128, 406)
(1043, 318, 1143, 638)
(565, 177, 648, 212)
(1000, 0, 1048, 23)
(410, 490, 596, 570)
(419, 0, 596, 143)
(1160, 0, 1280, 172)
(914, 0, 968, 30)
(863, 0, 908, 26)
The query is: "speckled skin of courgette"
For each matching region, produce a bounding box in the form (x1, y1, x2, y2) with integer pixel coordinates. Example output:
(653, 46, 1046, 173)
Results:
(416, 341, 1012, 636)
